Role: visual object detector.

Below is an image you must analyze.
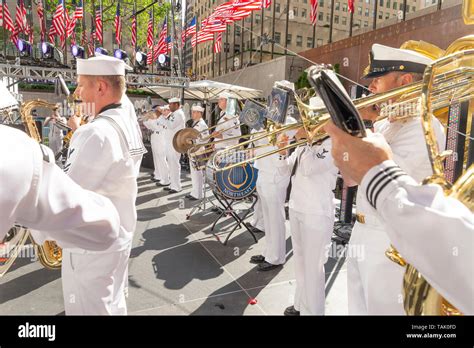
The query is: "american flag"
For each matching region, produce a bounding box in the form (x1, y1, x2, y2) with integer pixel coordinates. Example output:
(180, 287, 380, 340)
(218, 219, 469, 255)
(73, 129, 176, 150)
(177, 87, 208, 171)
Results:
(210, 2, 236, 23)
(37, 0, 46, 42)
(131, 10, 137, 49)
(88, 28, 95, 56)
(310, 0, 318, 25)
(146, 49, 152, 65)
(146, 10, 153, 49)
(191, 31, 214, 48)
(166, 36, 172, 52)
(66, 8, 77, 38)
(201, 17, 227, 33)
(81, 28, 86, 46)
(348, 0, 354, 13)
(16, 0, 27, 34)
(261, 0, 271, 8)
(185, 16, 196, 37)
(156, 18, 167, 55)
(232, 0, 262, 11)
(51, 0, 66, 48)
(95, 6, 102, 44)
(214, 33, 222, 53)
(1, 0, 15, 33)
(114, 2, 121, 44)
(74, 0, 83, 20)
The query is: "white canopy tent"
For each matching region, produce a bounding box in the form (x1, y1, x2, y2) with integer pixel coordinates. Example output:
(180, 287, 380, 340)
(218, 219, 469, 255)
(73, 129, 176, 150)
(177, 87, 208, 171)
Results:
(142, 79, 263, 102)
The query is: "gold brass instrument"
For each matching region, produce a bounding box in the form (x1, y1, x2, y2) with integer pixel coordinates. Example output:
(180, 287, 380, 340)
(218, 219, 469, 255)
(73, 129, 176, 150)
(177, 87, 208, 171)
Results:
(20, 99, 62, 270)
(385, 39, 474, 315)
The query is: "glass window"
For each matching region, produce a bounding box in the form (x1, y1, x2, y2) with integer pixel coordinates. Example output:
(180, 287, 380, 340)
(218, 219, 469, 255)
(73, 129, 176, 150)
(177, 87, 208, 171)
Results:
(274, 32, 281, 44)
(342, 16, 347, 25)
(307, 37, 313, 48)
(378, 11, 383, 19)
(234, 44, 240, 54)
(326, 13, 330, 21)
(335, 15, 339, 23)
(387, 0, 391, 7)
(287, 34, 292, 45)
(302, 8, 307, 17)
(365, 8, 369, 16)
(357, 19, 362, 26)
(385, 12, 390, 18)
(255, 14, 261, 23)
(411, 6, 415, 11)
(293, 7, 298, 16)
(317, 38, 323, 46)
(296, 35, 303, 47)
(393, 1, 398, 9)
(319, 12, 324, 20)
(235, 26, 241, 36)
(358, 6, 362, 15)
(320, 0, 325, 6)
(399, 3, 403, 10)
(364, 20, 368, 26)
(335, 2, 340, 10)
(275, 2, 280, 12)
(379, 0, 383, 6)
(343, 3, 347, 11)
(303, 0, 307, 3)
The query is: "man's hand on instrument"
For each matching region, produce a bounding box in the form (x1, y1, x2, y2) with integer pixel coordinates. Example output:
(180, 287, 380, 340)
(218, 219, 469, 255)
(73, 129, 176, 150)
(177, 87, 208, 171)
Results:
(211, 131, 223, 139)
(68, 114, 83, 132)
(323, 121, 393, 184)
(295, 127, 308, 141)
(359, 105, 379, 123)
(277, 134, 289, 156)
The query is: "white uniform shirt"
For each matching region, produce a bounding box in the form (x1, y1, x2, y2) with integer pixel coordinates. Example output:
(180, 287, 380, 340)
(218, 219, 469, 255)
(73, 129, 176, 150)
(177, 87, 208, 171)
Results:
(0, 125, 120, 250)
(253, 128, 288, 183)
(192, 118, 209, 144)
(360, 160, 474, 314)
(164, 108, 186, 143)
(214, 111, 241, 151)
(356, 116, 446, 219)
(279, 138, 338, 216)
(64, 101, 144, 253)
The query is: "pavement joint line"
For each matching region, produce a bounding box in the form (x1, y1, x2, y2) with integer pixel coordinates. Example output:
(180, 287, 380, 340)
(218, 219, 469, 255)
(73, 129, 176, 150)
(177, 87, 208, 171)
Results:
(176, 205, 268, 315)
(130, 279, 296, 315)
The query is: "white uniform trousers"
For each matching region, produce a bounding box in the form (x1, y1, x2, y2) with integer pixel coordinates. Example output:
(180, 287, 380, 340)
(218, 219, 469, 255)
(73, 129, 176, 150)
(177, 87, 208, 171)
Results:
(150, 133, 161, 180)
(257, 175, 289, 265)
(347, 220, 405, 315)
(62, 246, 131, 315)
(190, 165, 205, 199)
(290, 210, 333, 315)
(251, 197, 265, 231)
(156, 137, 170, 185)
(165, 145, 181, 191)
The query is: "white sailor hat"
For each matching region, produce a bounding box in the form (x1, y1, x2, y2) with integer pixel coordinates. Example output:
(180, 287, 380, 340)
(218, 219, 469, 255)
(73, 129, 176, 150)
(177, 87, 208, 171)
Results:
(169, 97, 181, 103)
(160, 104, 170, 110)
(218, 92, 233, 100)
(77, 54, 132, 76)
(362, 44, 433, 79)
(191, 104, 205, 112)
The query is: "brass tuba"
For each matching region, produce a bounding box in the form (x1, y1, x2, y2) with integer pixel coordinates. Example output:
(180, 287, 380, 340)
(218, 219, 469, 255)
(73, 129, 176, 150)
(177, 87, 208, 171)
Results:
(0, 99, 62, 277)
(386, 36, 474, 315)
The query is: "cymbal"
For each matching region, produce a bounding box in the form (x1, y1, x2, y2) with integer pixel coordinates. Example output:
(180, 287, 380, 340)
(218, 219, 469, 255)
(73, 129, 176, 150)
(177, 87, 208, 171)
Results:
(173, 128, 200, 153)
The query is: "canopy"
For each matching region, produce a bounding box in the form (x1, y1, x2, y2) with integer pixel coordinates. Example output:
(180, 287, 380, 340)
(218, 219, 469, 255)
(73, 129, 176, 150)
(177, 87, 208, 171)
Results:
(142, 79, 263, 101)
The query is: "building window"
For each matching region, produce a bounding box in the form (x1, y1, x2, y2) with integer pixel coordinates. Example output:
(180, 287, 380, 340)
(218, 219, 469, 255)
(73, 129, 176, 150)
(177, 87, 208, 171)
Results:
(342, 17, 347, 25)
(320, 0, 324, 6)
(255, 14, 261, 23)
(393, 1, 397, 9)
(343, 3, 347, 11)
(307, 37, 313, 48)
(319, 12, 324, 20)
(303, 0, 307, 3)
(274, 32, 281, 44)
(365, 8, 369, 16)
(379, 0, 383, 6)
(296, 35, 303, 46)
(399, 3, 403, 10)
(275, 2, 280, 12)
(378, 11, 383, 19)
(293, 7, 298, 16)
(286, 34, 292, 45)
(387, 0, 391, 7)
(335, 2, 340, 10)
(317, 38, 323, 46)
(234, 44, 240, 54)
(207, 63, 210, 72)
(358, 6, 362, 14)
(224, 43, 230, 53)
(411, 6, 415, 11)
(364, 20, 368, 26)
(302, 8, 307, 17)
(326, 13, 330, 21)
(335, 15, 339, 23)
(365, 0, 370, 3)
(235, 26, 241, 36)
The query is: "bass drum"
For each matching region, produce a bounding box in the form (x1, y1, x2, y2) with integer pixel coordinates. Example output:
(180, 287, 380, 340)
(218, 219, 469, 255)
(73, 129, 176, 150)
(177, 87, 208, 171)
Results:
(206, 150, 258, 200)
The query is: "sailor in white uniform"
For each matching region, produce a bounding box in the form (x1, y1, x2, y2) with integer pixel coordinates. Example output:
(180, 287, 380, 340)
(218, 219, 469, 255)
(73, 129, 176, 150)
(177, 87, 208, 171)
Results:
(58, 55, 146, 315)
(278, 97, 339, 315)
(0, 125, 120, 250)
(44, 109, 66, 160)
(156, 105, 171, 187)
(325, 121, 473, 314)
(163, 97, 186, 193)
(142, 106, 163, 182)
(347, 44, 446, 315)
(186, 104, 209, 200)
(211, 92, 241, 151)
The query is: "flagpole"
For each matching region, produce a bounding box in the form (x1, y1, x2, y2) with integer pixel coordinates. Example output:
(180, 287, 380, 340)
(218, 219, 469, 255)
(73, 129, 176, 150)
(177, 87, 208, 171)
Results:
(212, 33, 215, 78)
(133, 0, 136, 65)
(249, 11, 253, 66)
(2, 0, 6, 58)
(312, 20, 316, 48)
(64, 0, 68, 65)
(239, 18, 243, 69)
(284, 0, 289, 55)
(259, 7, 263, 63)
(99, 0, 102, 46)
(271, 0, 275, 59)
(224, 23, 228, 73)
(194, 14, 197, 78)
(349, 9, 353, 37)
(151, 6, 154, 73)
(182, 6, 187, 77)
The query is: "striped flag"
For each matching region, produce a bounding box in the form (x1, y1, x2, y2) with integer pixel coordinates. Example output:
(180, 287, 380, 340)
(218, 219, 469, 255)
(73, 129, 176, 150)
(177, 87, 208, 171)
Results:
(131, 11, 137, 49)
(95, 6, 102, 44)
(191, 30, 214, 48)
(1, 0, 15, 34)
(232, 0, 262, 11)
(146, 11, 153, 49)
(166, 36, 172, 52)
(88, 28, 95, 56)
(156, 18, 167, 55)
(114, 2, 121, 44)
(214, 33, 222, 53)
(37, 0, 46, 42)
(74, 0, 83, 19)
(348, 0, 354, 13)
(201, 17, 227, 33)
(66, 8, 77, 38)
(261, 0, 271, 8)
(15, 0, 27, 34)
(185, 16, 196, 37)
(310, 0, 318, 25)
(51, 0, 66, 48)
(81, 27, 86, 46)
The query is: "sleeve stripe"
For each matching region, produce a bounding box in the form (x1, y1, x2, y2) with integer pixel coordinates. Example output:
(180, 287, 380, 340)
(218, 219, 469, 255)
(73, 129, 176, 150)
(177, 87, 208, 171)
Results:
(367, 167, 404, 205)
(372, 172, 407, 209)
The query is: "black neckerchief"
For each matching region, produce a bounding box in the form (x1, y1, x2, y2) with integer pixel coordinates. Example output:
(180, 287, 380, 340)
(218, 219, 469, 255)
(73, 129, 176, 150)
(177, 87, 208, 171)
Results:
(98, 103, 122, 115)
(192, 120, 200, 128)
(217, 111, 226, 123)
(364, 119, 374, 130)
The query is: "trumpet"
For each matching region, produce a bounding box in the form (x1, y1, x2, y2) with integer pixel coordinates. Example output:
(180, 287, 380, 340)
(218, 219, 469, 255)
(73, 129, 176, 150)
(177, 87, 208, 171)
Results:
(210, 44, 474, 172)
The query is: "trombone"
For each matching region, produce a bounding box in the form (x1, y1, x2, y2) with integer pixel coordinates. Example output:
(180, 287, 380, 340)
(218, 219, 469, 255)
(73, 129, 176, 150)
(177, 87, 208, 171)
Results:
(211, 54, 474, 172)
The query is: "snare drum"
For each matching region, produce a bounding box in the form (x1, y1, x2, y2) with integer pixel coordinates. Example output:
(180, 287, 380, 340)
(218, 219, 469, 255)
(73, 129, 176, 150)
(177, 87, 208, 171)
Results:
(205, 150, 258, 200)
(189, 145, 214, 171)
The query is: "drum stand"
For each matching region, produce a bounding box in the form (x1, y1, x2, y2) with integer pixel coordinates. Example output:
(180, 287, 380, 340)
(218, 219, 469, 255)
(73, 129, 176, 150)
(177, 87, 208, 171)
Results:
(210, 192, 258, 245)
(186, 171, 218, 220)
